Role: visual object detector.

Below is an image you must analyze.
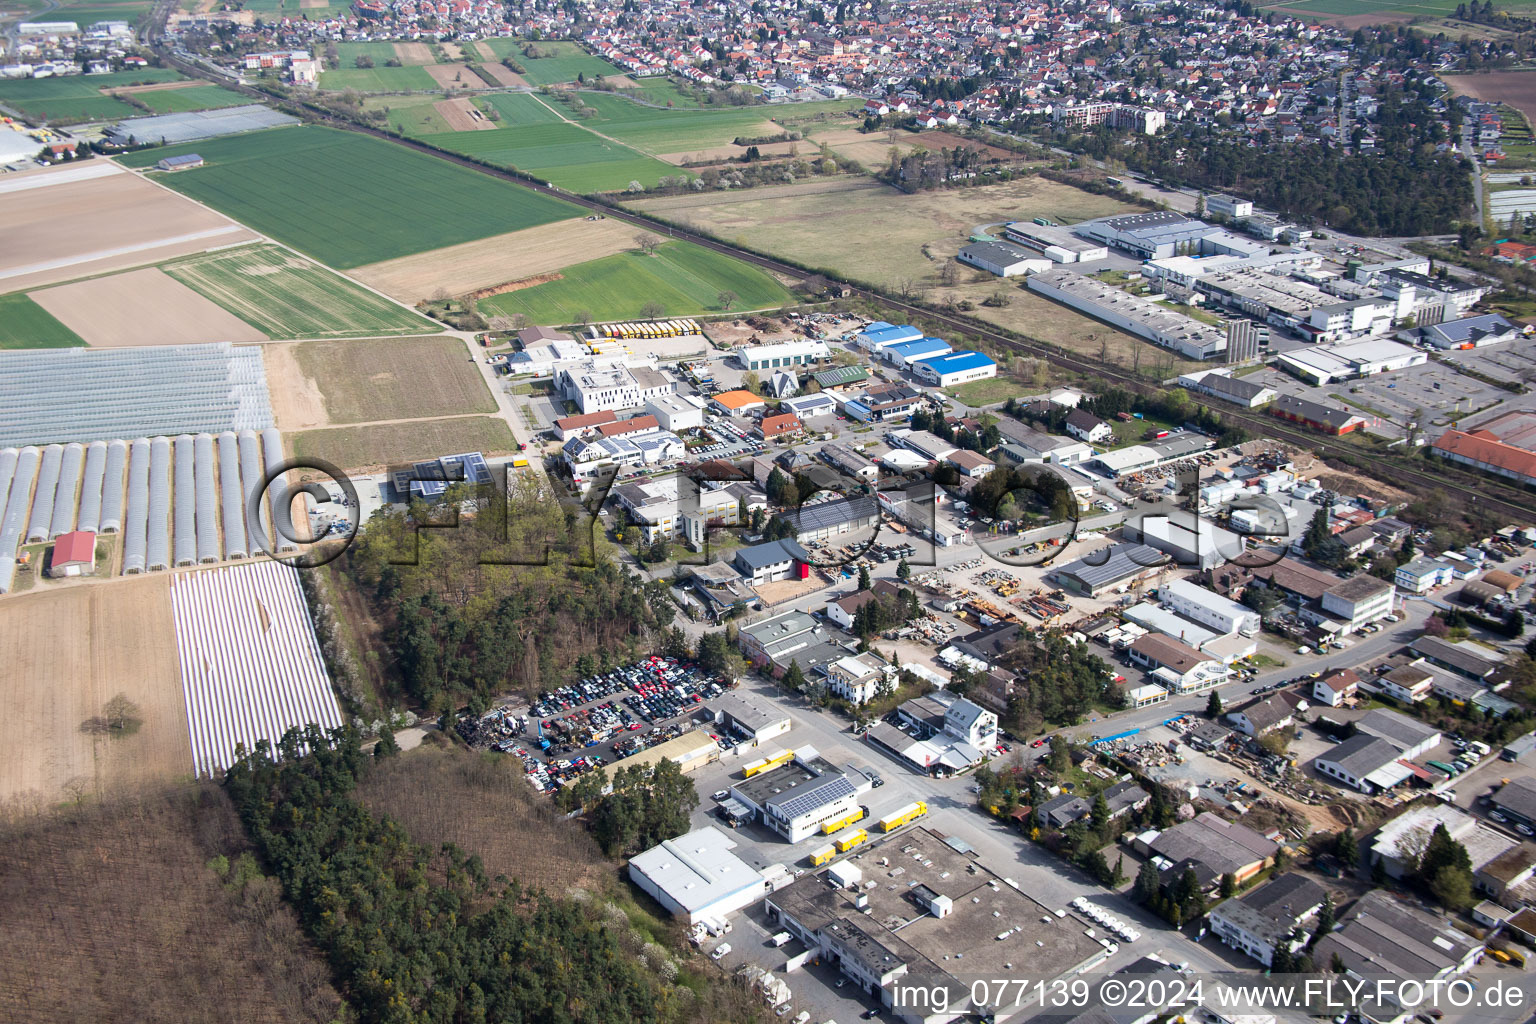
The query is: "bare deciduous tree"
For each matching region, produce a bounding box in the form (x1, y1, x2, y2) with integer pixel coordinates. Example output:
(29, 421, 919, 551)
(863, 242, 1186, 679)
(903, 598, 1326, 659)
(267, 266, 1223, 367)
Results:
(716, 289, 738, 311)
(640, 300, 666, 320)
(634, 233, 663, 255)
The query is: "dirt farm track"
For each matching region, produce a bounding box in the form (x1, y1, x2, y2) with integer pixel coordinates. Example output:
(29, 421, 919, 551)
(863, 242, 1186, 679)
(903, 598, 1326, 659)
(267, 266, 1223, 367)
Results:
(0, 577, 191, 814)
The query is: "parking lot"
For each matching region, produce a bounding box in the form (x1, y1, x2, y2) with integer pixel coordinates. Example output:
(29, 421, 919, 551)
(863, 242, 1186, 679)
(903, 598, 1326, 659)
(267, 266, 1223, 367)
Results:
(456, 656, 732, 794)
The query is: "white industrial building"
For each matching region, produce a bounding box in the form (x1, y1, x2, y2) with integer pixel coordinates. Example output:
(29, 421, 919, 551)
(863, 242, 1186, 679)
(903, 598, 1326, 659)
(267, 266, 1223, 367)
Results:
(558, 362, 673, 414)
(1028, 269, 1228, 360)
(1275, 338, 1427, 386)
(1159, 578, 1260, 636)
(729, 749, 865, 842)
(561, 430, 683, 483)
(1206, 194, 1254, 219)
(736, 339, 830, 371)
(1123, 512, 1244, 571)
(1003, 222, 1109, 263)
(628, 826, 772, 924)
(778, 393, 837, 420)
(644, 393, 706, 432)
(956, 240, 1051, 277)
(911, 351, 997, 387)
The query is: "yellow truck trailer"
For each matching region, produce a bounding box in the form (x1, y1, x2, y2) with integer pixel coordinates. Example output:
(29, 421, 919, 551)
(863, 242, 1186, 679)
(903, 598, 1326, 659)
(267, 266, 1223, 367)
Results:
(877, 801, 928, 833)
(833, 829, 868, 853)
(820, 808, 866, 835)
(809, 844, 836, 867)
(741, 749, 792, 778)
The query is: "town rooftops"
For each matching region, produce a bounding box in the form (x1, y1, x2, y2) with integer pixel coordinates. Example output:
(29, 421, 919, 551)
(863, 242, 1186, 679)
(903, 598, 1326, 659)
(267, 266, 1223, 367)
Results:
(1356, 708, 1439, 751)
(1313, 890, 1481, 980)
(1410, 635, 1501, 678)
(1315, 733, 1403, 777)
(735, 538, 810, 571)
(1149, 812, 1278, 878)
(1129, 633, 1208, 674)
(555, 410, 618, 432)
(1272, 393, 1360, 430)
(627, 826, 765, 916)
(714, 389, 765, 411)
(598, 414, 659, 437)
(1053, 542, 1169, 590)
(1433, 429, 1536, 481)
(1325, 574, 1393, 603)
(1423, 313, 1516, 347)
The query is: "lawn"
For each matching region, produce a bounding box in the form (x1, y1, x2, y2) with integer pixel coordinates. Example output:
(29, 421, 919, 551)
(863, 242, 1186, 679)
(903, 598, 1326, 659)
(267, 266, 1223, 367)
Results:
(364, 93, 460, 135)
(416, 121, 679, 192)
(0, 293, 87, 349)
(479, 240, 794, 324)
(333, 41, 417, 65)
(51, 0, 155, 25)
(291, 416, 515, 471)
(117, 126, 578, 268)
(0, 68, 182, 122)
(624, 77, 709, 108)
(318, 64, 439, 93)
(473, 37, 525, 59)
(131, 85, 248, 114)
(516, 41, 621, 86)
(946, 377, 1022, 408)
(478, 91, 566, 126)
(291, 335, 496, 423)
(163, 244, 438, 339)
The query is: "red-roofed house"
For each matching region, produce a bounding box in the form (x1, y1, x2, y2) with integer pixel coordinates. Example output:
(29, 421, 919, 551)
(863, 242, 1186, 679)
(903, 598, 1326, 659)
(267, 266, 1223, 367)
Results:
(554, 410, 617, 440)
(757, 413, 803, 440)
(50, 531, 97, 577)
(598, 415, 660, 438)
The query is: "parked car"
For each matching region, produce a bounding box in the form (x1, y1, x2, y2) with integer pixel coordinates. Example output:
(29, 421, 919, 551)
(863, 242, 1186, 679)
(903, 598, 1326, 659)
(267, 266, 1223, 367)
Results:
(711, 943, 731, 960)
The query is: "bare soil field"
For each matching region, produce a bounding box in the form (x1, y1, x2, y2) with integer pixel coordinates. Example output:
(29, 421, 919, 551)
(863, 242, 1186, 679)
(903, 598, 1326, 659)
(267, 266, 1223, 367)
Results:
(477, 62, 527, 87)
(262, 343, 330, 431)
(0, 576, 191, 812)
(28, 267, 268, 347)
(1443, 72, 1536, 125)
(393, 41, 434, 64)
(424, 62, 485, 91)
(0, 784, 342, 1024)
(438, 41, 464, 60)
(291, 334, 496, 424)
(435, 96, 494, 132)
(0, 163, 257, 292)
(628, 174, 1135, 291)
(915, 130, 1024, 161)
(349, 216, 638, 301)
(657, 139, 805, 165)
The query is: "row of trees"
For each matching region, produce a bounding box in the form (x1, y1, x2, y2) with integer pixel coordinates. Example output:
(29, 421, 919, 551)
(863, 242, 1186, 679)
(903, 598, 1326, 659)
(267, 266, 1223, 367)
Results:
(225, 727, 683, 1024)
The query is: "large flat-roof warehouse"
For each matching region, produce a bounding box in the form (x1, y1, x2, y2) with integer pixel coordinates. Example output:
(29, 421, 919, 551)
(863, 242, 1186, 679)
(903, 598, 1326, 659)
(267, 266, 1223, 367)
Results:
(766, 828, 1106, 1018)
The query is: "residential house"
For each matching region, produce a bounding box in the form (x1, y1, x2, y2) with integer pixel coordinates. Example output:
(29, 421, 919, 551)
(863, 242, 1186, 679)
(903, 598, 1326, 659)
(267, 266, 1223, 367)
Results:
(1065, 409, 1114, 444)
(1208, 873, 1328, 967)
(1312, 668, 1359, 707)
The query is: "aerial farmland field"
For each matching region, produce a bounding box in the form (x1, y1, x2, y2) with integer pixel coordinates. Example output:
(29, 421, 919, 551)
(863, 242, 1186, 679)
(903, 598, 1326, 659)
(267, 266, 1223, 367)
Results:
(291, 416, 517, 472)
(417, 121, 678, 192)
(514, 41, 622, 85)
(0, 68, 182, 122)
(0, 293, 85, 349)
(162, 244, 437, 339)
(579, 93, 861, 155)
(129, 84, 247, 114)
(290, 335, 496, 423)
(478, 240, 794, 324)
(117, 126, 578, 268)
(318, 63, 439, 92)
(477, 91, 567, 125)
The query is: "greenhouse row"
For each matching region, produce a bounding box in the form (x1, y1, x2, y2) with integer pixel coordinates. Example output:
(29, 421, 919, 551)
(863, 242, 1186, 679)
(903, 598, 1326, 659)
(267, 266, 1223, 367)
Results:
(0, 343, 274, 448)
(0, 428, 289, 592)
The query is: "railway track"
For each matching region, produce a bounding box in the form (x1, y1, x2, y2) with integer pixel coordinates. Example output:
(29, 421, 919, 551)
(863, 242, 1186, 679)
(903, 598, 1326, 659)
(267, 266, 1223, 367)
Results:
(145, 50, 1536, 523)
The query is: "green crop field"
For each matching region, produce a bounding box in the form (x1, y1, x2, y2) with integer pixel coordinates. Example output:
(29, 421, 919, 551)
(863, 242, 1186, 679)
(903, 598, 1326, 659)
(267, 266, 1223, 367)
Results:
(417, 121, 679, 192)
(52, 0, 155, 25)
(0, 294, 86, 349)
(579, 93, 862, 154)
(474, 37, 524, 59)
(132, 85, 248, 114)
(364, 94, 458, 135)
(0, 68, 182, 122)
(479, 241, 793, 324)
(333, 41, 419, 65)
(478, 91, 565, 126)
(319, 64, 439, 92)
(240, 0, 346, 13)
(516, 42, 621, 86)
(117, 126, 578, 268)
(163, 244, 437, 340)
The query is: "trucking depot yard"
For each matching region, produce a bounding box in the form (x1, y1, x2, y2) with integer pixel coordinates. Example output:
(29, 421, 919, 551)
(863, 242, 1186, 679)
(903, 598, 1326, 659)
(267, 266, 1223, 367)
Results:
(162, 244, 436, 339)
(0, 162, 258, 293)
(288, 335, 497, 424)
(348, 216, 640, 303)
(289, 415, 516, 472)
(27, 267, 266, 347)
(0, 576, 191, 811)
(115, 126, 578, 269)
(627, 175, 1137, 290)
